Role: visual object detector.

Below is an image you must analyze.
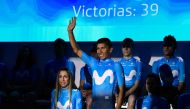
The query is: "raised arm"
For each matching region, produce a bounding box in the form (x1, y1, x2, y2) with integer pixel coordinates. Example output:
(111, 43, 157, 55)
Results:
(67, 17, 82, 57)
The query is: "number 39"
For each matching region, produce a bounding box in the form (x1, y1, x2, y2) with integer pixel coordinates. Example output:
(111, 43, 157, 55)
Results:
(141, 3, 158, 16)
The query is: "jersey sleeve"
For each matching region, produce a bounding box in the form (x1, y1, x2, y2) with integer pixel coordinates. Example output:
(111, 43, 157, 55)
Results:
(152, 61, 158, 74)
(114, 62, 124, 87)
(80, 66, 85, 81)
(136, 61, 142, 81)
(81, 51, 96, 70)
(178, 59, 185, 83)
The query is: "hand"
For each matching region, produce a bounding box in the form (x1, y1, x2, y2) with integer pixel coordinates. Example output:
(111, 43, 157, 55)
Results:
(68, 17, 76, 31)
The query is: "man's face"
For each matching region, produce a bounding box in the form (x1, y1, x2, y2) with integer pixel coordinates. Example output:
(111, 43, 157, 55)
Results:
(122, 47, 132, 57)
(163, 46, 174, 57)
(96, 43, 112, 60)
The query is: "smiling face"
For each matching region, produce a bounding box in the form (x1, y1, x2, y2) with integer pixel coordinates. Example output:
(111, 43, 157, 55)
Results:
(58, 70, 70, 88)
(96, 43, 112, 60)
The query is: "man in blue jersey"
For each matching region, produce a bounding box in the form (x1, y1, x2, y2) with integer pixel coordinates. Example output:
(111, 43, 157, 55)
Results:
(67, 17, 124, 109)
(152, 35, 185, 93)
(119, 38, 142, 109)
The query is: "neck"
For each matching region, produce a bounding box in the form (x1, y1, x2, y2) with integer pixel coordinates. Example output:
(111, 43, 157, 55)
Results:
(165, 55, 173, 59)
(124, 55, 132, 59)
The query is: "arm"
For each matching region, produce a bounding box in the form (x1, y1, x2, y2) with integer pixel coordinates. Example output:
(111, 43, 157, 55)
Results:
(116, 85, 124, 109)
(115, 63, 124, 109)
(67, 17, 82, 57)
(125, 80, 140, 96)
(178, 60, 185, 92)
(152, 61, 158, 74)
(79, 67, 85, 89)
(75, 90, 82, 109)
(68, 17, 96, 68)
(79, 67, 86, 97)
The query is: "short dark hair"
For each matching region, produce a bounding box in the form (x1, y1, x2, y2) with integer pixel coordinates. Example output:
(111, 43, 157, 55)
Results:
(122, 38, 134, 49)
(54, 38, 66, 57)
(54, 38, 66, 48)
(163, 35, 177, 50)
(96, 38, 112, 48)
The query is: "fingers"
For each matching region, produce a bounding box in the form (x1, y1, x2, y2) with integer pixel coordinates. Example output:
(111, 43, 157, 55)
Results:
(69, 20, 71, 24)
(69, 17, 76, 24)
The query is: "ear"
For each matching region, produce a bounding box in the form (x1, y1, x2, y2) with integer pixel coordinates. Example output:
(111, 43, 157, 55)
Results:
(109, 47, 113, 53)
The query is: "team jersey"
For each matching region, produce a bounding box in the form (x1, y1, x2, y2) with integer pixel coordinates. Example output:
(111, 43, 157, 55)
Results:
(45, 57, 75, 87)
(80, 65, 92, 90)
(119, 57, 142, 88)
(81, 51, 124, 97)
(51, 88, 82, 109)
(152, 56, 185, 87)
(136, 95, 170, 109)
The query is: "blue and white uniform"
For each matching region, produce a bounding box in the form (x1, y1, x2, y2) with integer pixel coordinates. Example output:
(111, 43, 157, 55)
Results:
(80, 65, 92, 90)
(152, 56, 185, 87)
(81, 51, 124, 97)
(136, 95, 170, 109)
(119, 57, 142, 88)
(51, 88, 82, 109)
(81, 52, 124, 109)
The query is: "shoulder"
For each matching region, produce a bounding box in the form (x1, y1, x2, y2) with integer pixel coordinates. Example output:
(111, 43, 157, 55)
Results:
(156, 57, 164, 62)
(72, 89, 82, 97)
(72, 89, 81, 93)
(67, 59, 75, 64)
(175, 57, 184, 63)
(152, 57, 164, 66)
(51, 89, 56, 95)
(132, 57, 142, 64)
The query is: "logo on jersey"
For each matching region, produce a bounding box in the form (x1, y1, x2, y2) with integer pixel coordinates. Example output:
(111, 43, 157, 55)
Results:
(57, 100, 72, 109)
(125, 70, 137, 81)
(93, 69, 114, 85)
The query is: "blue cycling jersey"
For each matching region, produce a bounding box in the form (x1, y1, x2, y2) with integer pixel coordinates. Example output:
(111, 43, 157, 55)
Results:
(152, 56, 185, 86)
(81, 51, 124, 97)
(51, 88, 82, 109)
(119, 57, 142, 88)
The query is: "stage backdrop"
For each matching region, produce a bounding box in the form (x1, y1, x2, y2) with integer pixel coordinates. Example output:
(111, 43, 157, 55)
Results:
(0, 0, 190, 42)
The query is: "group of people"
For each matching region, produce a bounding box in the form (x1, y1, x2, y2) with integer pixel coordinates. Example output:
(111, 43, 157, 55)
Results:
(0, 17, 189, 109)
(50, 17, 189, 109)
